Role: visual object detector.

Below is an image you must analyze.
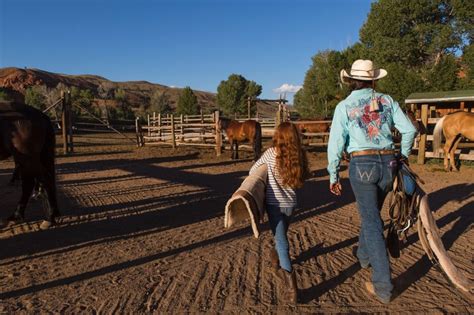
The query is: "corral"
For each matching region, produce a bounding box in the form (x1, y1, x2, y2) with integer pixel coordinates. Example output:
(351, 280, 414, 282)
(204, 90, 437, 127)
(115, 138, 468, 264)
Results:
(405, 90, 474, 164)
(0, 135, 472, 313)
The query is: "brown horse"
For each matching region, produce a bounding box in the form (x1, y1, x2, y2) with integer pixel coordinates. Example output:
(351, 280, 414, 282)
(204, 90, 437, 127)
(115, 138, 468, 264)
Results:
(218, 117, 262, 160)
(295, 118, 331, 144)
(0, 101, 59, 228)
(433, 111, 474, 171)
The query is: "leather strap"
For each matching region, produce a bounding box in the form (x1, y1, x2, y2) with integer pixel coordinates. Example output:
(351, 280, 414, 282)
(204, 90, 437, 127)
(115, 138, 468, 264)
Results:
(351, 149, 395, 157)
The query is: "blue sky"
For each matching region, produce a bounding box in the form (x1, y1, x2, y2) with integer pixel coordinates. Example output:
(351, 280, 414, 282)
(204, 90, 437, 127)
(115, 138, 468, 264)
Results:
(0, 0, 372, 102)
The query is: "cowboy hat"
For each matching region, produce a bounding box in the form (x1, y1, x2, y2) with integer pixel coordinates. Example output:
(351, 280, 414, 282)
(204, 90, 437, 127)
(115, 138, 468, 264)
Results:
(340, 59, 387, 83)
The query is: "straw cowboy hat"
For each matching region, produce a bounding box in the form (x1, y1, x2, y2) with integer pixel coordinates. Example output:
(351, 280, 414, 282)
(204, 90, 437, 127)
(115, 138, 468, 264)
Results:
(340, 59, 387, 83)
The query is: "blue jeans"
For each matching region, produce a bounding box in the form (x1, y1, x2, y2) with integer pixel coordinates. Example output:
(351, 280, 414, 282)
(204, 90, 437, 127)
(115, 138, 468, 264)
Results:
(349, 154, 396, 301)
(266, 205, 295, 272)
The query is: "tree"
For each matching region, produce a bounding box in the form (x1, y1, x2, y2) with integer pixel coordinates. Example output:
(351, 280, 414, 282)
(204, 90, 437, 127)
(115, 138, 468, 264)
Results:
(377, 63, 425, 105)
(458, 43, 474, 88)
(113, 88, 134, 119)
(25, 86, 46, 109)
(149, 90, 172, 114)
(0, 88, 11, 101)
(216, 74, 262, 116)
(295, 50, 348, 118)
(359, 0, 473, 98)
(294, 0, 472, 118)
(177, 87, 199, 115)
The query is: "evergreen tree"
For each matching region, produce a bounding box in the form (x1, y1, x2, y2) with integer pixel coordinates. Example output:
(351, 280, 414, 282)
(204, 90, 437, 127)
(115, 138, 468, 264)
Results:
(177, 86, 199, 115)
(113, 88, 134, 119)
(295, 50, 348, 118)
(149, 90, 172, 114)
(25, 86, 46, 109)
(0, 88, 11, 101)
(216, 74, 262, 116)
(458, 43, 474, 88)
(358, 0, 473, 99)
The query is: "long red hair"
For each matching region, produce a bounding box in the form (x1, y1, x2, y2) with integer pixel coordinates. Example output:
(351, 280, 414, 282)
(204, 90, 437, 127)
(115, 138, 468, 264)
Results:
(273, 122, 309, 189)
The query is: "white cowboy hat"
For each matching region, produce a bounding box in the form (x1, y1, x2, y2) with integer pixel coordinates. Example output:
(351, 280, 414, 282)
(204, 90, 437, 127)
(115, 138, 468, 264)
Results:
(340, 59, 387, 83)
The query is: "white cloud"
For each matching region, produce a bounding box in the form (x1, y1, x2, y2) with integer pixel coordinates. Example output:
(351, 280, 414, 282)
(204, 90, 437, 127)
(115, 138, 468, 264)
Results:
(273, 83, 302, 94)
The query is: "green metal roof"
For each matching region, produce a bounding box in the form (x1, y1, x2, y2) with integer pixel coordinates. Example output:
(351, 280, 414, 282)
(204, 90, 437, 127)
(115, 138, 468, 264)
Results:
(405, 90, 474, 104)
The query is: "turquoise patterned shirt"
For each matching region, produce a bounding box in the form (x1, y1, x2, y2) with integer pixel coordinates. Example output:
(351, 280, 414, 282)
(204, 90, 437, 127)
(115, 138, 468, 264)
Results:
(327, 88, 417, 184)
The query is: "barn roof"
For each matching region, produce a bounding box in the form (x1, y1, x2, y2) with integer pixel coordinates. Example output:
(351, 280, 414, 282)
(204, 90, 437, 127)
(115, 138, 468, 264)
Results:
(405, 90, 474, 104)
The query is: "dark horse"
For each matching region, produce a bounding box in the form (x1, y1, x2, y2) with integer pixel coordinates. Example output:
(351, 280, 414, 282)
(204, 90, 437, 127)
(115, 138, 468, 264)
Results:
(218, 117, 262, 160)
(0, 101, 59, 229)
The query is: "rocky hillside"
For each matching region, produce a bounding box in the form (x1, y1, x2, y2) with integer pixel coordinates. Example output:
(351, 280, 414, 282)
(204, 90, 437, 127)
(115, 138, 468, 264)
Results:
(0, 67, 216, 111)
(0, 67, 281, 117)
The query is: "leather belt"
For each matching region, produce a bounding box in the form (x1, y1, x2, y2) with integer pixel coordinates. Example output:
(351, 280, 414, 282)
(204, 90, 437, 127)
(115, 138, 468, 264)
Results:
(351, 149, 395, 157)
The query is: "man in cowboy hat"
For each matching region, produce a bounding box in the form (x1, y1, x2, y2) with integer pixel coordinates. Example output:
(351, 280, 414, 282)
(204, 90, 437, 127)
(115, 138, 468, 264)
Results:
(327, 59, 417, 303)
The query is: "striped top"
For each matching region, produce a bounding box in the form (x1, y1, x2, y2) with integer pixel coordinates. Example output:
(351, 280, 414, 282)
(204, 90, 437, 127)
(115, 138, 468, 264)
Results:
(249, 147, 297, 207)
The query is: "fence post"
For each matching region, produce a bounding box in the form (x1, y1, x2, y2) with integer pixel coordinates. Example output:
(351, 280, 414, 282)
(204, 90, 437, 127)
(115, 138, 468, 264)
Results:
(135, 117, 141, 147)
(417, 104, 429, 164)
(158, 113, 162, 140)
(170, 114, 176, 148)
(180, 114, 184, 142)
(200, 109, 204, 143)
(60, 91, 68, 155)
(215, 111, 222, 156)
(247, 96, 251, 119)
(66, 90, 74, 153)
(147, 114, 151, 137)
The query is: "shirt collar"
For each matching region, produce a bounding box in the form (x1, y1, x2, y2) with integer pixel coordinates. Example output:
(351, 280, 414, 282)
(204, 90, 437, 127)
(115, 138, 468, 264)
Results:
(349, 88, 374, 97)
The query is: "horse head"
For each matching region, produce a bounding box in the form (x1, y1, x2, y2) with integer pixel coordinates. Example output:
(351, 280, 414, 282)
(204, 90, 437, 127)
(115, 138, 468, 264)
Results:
(218, 117, 230, 133)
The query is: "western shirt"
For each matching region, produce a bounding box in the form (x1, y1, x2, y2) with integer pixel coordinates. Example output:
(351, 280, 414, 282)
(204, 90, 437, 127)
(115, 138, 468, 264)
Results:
(327, 88, 417, 184)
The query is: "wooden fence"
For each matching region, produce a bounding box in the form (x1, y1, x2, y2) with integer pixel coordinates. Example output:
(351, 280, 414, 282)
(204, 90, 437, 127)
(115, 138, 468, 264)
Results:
(137, 111, 223, 155)
(414, 116, 474, 162)
(136, 110, 333, 155)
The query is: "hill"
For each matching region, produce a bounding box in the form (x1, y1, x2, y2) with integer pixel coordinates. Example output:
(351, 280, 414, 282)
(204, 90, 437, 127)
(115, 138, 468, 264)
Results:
(0, 67, 282, 117)
(0, 67, 216, 112)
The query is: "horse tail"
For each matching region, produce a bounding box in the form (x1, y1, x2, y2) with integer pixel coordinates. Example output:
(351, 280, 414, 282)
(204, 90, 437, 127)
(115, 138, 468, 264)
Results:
(254, 121, 262, 158)
(40, 116, 58, 213)
(432, 116, 446, 155)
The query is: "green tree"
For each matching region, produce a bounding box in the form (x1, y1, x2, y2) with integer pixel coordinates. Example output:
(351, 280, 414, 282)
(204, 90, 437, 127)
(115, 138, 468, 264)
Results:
(149, 90, 172, 114)
(295, 50, 348, 118)
(216, 74, 262, 116)
(458, 43, 474, 88)
(113, 88, 134, 119)
(0, 88, 11, 101)
(377, 63, 425, 105)
(25, 86, 46, 109)
(359, 0, 473, 98)
(177, 86, 199, 115)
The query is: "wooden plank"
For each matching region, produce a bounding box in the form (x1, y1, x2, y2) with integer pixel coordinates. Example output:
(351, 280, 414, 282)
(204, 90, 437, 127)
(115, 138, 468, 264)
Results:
(425, 151, 474, 161)
(417, 104, 429, 164)
(215, 111, 222, 156)
(170, 114, 176, 149)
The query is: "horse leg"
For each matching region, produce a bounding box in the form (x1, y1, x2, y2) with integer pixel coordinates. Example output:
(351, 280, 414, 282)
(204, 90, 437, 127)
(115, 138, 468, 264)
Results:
(7, 175, 35, 222)
(230, 140, 235, 159)
(450, 136, 462, 172)
(443, 137, 454, 171)
(234, 141, 239, 160)
(9, 162, 21, 186)
(252, 140, 258, 161)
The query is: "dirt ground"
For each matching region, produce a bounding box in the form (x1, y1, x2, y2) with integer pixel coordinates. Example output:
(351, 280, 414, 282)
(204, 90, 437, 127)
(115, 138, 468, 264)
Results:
(0, 134, 473, 313)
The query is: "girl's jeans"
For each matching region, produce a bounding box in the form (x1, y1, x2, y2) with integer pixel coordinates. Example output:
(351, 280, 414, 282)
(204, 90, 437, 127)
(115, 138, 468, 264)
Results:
(349, 154, 396, 301)
(266, 205, 295, 272)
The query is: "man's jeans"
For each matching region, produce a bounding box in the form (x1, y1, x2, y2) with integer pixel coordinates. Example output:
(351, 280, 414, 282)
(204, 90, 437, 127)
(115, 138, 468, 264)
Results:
(266, 205, 295, 272)
(349, 154, 396, 301)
